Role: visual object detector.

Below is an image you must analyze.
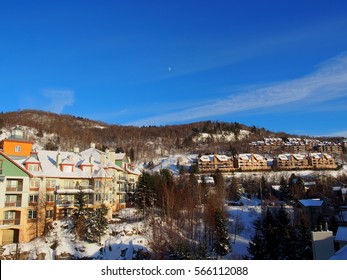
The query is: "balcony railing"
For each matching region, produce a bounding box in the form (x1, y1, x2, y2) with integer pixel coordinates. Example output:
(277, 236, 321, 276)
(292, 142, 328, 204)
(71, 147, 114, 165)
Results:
(56, 199, 94, 207)
(0, 219, 21, 226)
(4, 202, 22, 207)
(6, 186, 23, 192)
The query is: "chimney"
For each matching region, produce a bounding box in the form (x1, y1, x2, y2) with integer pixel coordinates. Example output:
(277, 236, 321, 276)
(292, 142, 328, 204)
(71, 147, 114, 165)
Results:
(109, 151, 116, 163)
(89, 155, 94, 173)
(101, 153, 106, 166)
(89, 155, 94, 165)
(74, 147, 80, 154)
(90, 142, 96, 148)
(105, 149, 110, 158)
(56, 152, 61, 168)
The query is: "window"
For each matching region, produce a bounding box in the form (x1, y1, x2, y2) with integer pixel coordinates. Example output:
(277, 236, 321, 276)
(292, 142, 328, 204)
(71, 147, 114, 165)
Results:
(80, 180, 91, 187)
(45, 210, 53, 218)
(5, 195, 17, 203)
(29, 195, 38, 203)
(30, 180, 40, 189)
(62, 165, 73, 172)
(46, 194, 55, 202)
(4, 211, 15, 220)
(7, 179, 21, 188)
(15, 145, 22, 153)
(64, 180, 74, 188)
(28, 210, 37, 219)
(27, 164, 39, 171)
(46, 179, 57, 188)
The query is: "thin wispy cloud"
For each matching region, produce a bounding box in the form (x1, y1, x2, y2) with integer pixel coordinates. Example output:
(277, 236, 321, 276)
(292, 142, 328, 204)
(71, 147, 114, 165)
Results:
(42, 89, 75, 114)
(130, 52, 347, 126)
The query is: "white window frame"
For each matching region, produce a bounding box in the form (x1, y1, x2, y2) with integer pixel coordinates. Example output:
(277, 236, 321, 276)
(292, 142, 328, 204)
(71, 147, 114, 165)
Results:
(28, 210, 37, 219)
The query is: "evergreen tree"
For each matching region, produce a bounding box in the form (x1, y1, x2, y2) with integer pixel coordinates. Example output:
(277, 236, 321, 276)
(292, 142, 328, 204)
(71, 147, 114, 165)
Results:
(72, 185, 88, 240)
(84, 204, 108, 244)
(276, 206, 295, 259)
(135, 172, 156, 213)
(247, 207, 313, 260)
(213, 210, 232, 256)
(279, 176, 290, 201)
(293, 218, 313, 259)
(228, 175, 240, 201)
(247, 218, 267, 259)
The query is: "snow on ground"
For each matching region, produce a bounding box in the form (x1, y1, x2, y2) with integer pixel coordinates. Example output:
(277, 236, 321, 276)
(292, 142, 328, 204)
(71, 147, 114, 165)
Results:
(226, 197, 262, 259)
(192, 130, 250, 143)
(2, 208, 151, 260)
(2, 202, 261, 260)
(145, 154, 197, 175)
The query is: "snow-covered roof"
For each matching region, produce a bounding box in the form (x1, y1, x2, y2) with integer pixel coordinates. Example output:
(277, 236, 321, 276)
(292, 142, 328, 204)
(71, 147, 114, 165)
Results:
(238, 154, 264, 161)
(23, 156, 40, 164)
(12, 148, 128, 179)
(215, 155, 229, 162)
(335, 226, 347, 242)
(330, 245, 347, 260)
(199, 155, 212, 162)
(238, 154, 251, 160)
(298, 199, 323, 207)
(114, 153, 127, 161)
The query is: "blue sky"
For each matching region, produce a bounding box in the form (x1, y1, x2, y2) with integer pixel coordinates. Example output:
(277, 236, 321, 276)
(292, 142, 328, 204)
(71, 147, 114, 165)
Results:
(1, 0, 347, 137)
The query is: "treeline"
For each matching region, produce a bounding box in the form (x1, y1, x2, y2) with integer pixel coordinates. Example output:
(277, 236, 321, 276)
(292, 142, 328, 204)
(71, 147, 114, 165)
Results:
(0, 109, 297, 161)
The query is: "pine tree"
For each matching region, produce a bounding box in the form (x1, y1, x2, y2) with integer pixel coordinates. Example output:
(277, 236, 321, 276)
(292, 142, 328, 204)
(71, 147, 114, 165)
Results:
(293, 218, 313, 259)
(213, 210, 232, 256)
(276, 206, 295, 259)
(84, 204, 108, 244)
(247, 218, 267, 259)
(279, 176, 290, 201)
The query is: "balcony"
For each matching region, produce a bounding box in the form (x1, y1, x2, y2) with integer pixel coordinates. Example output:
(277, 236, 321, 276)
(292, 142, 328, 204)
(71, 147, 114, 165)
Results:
(6, 186, 23, 192)
(4, 201, 22, 207)
(56, 185, 94, 194)
(56, 199, 94, 207)
(0, 219, 21, 227)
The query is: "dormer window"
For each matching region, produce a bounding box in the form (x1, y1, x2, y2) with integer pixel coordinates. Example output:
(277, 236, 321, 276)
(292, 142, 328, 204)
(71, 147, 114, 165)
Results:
(62, 165, 73, 173)
(27, 164, 40, 172)
(15, 145, 22, 153)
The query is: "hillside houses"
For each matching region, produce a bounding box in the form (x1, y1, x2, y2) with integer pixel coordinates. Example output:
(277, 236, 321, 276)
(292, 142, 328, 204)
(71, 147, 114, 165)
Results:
(237, 153, 271, 171)
(0, 127, 140, 245)
(198, 154, 236, 173)
(197, 151, 338, 173)
(250, 137, 344, 155)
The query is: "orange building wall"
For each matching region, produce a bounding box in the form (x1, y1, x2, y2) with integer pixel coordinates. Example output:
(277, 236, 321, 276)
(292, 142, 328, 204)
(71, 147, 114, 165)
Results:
(1, 139, 33, 157)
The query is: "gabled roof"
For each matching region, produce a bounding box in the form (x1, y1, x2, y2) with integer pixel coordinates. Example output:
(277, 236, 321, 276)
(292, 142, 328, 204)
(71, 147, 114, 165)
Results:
(215, 155, 230, 162)
(199, 155, 213, 162)
(23, 156, 40, 164)
(0, 151, 33, 177)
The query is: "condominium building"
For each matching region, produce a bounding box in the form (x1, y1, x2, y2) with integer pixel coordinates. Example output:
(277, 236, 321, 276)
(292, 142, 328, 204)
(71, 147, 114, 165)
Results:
(0, 128, 140, 245)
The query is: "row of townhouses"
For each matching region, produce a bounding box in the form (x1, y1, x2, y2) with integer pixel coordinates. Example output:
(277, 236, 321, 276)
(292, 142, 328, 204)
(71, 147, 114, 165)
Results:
(0, 127, 141, 245)
(249, 137, 346, 155)
(197, 152, 338, 173)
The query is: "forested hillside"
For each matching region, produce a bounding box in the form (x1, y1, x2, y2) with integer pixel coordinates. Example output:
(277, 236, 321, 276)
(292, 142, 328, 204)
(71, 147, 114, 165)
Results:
(0, 110, 338, 162)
